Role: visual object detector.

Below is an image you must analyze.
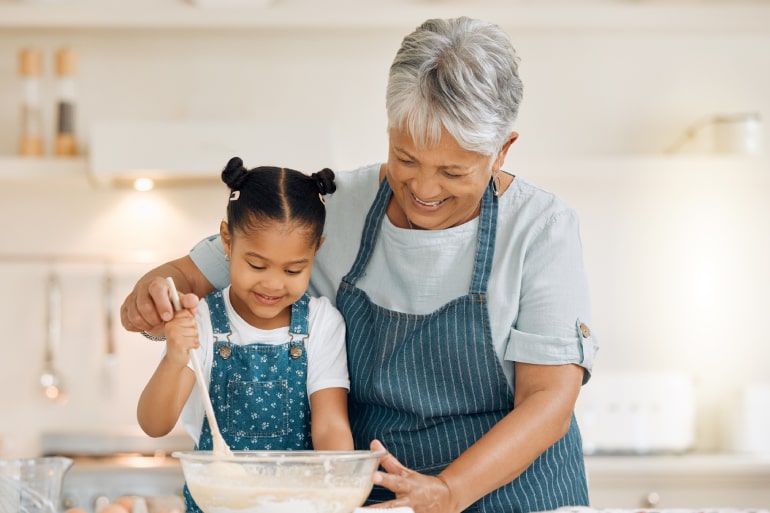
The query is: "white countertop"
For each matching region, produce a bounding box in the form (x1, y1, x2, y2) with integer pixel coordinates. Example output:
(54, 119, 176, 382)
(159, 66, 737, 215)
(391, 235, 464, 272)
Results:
(585, 452, 770, 478)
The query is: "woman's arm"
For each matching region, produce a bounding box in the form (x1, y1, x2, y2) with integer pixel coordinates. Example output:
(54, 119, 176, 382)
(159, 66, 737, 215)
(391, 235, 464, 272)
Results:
(137, 309, 199, 437)
(438, 362, 583, 510)
(309, 388, 354, 450)
(372, 362, 584, 513)
(121, 256, 213, 334)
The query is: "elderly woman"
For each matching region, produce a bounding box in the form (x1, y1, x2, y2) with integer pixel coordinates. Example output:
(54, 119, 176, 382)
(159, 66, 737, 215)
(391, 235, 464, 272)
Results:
(122, 17, 598, 513)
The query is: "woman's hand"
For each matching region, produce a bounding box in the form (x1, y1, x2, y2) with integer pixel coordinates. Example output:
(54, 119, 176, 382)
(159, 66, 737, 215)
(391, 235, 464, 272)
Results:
(366, 364, 584, 513)
(367, 440, 458, 513)
(122, 275, 200, 334)
(121, 256, 208, 333)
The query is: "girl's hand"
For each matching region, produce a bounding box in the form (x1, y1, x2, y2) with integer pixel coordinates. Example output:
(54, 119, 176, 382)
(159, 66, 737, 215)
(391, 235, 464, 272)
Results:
(367, 440, 457, 513)
(163, 308, 199, 367)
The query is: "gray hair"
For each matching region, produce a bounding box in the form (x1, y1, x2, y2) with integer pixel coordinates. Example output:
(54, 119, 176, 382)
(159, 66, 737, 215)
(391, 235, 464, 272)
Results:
(386, 17, 523, 156)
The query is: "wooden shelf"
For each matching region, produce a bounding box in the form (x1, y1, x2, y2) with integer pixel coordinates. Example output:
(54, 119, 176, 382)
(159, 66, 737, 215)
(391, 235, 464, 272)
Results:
(1, 1, 769, 32)
(0, 156, 88, 184)
(512, 153, 770, 179)
(0, 155, 224, 188)
(2, 154, 766, 189)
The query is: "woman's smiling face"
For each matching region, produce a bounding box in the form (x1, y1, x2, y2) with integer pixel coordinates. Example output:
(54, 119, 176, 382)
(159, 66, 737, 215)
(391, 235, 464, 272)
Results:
(385, 126, 502, 230)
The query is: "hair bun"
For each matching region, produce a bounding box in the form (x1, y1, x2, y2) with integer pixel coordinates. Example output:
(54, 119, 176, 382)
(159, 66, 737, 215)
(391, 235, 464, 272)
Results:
(312, 168, 336, 196)
(221, 156, 249, 189)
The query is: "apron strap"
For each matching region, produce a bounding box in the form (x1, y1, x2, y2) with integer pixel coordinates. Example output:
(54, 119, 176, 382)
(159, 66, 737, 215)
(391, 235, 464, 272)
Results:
(206, 289, 232, 342)
(341, 178, 391, 286)
(340, 177, 498, 296)
(470, 180, 498, 296)
(288, 292, 310, 355)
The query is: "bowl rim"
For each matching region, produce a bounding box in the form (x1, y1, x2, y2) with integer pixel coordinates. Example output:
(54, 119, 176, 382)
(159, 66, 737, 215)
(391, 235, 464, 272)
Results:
(171, 449, 387, 463)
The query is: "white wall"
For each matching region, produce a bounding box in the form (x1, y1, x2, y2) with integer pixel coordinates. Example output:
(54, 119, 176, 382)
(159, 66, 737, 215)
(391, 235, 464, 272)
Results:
(1, 4, 769, 458)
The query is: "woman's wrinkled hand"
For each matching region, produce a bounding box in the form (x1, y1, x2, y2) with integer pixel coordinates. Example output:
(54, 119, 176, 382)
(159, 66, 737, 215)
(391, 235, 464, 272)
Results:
(367, 440, 458, 513)
(121, 275, 199, 334)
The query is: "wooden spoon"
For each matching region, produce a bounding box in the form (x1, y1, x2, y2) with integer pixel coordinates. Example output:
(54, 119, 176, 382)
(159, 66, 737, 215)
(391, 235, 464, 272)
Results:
(166, 277, 233, 457)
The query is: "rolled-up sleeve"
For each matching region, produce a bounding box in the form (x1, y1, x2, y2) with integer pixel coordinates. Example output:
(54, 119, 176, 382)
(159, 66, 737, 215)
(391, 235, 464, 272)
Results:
(505, 318, 598, 384)
(189, 234, 231, 291)
(502, 206, 598, 384)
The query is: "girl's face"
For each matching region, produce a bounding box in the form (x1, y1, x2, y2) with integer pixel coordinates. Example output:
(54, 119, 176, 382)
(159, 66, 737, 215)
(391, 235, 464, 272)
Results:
(385, 127, 512, 230)
(221, 220, 317, 330)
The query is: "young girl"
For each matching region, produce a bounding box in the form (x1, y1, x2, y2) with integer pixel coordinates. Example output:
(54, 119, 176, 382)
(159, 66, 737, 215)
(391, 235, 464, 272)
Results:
(137, 157, 353, 512)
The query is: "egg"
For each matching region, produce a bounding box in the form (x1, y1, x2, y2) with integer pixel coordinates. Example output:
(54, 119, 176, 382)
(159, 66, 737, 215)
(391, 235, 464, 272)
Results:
(98, 503, 129, 513)
(114, 496, 135, 512)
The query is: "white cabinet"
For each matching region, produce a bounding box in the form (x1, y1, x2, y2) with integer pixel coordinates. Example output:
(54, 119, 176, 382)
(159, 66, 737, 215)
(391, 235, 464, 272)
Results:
(1, 1, 769, 163)
(1, 2, 768, 179)
(585, 454, 770, 509)
(0, 157, 87, 184)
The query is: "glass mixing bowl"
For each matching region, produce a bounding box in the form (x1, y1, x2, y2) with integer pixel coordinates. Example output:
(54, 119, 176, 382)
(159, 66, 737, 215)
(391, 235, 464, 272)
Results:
(173, 450, 385, 513)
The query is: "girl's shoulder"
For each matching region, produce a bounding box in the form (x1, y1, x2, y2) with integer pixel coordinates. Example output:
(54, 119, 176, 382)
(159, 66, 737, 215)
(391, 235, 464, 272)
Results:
(195, 294, 214, 323)
(308, 295, 344, 324)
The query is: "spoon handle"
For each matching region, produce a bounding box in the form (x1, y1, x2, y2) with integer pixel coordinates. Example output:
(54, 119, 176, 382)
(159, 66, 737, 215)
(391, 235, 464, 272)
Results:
(166, 277, 233, 457)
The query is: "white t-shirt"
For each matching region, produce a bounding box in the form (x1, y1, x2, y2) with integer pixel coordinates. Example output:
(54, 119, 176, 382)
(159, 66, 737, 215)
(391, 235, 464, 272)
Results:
(179, 287, 349, 445)
(190, 164, 598, 391)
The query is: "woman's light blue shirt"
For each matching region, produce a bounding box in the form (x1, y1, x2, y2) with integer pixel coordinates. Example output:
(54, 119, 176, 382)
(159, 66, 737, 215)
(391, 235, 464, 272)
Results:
(190, 163, 597, 390)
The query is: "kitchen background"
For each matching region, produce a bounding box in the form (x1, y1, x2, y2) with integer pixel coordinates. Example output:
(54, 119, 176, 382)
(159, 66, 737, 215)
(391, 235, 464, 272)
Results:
(1, 0, 769, 508)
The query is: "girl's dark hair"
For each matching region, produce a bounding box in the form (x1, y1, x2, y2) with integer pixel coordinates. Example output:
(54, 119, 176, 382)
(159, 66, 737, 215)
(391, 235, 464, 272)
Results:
(221, 156, 336, 247)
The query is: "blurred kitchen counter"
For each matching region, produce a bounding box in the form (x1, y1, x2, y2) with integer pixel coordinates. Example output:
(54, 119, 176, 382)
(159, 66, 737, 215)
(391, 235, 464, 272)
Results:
(584, 453, 770, 509)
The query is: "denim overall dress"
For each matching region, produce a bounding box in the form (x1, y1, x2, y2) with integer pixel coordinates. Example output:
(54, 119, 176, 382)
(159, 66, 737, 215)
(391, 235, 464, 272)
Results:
(183, 290, 312, 513)
(336, 180, 589, 513)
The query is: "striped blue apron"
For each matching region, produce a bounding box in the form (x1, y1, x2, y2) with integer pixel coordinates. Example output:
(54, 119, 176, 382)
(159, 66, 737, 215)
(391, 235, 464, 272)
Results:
(336, 179, 589, 513)
(183, 290, 312, 513)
